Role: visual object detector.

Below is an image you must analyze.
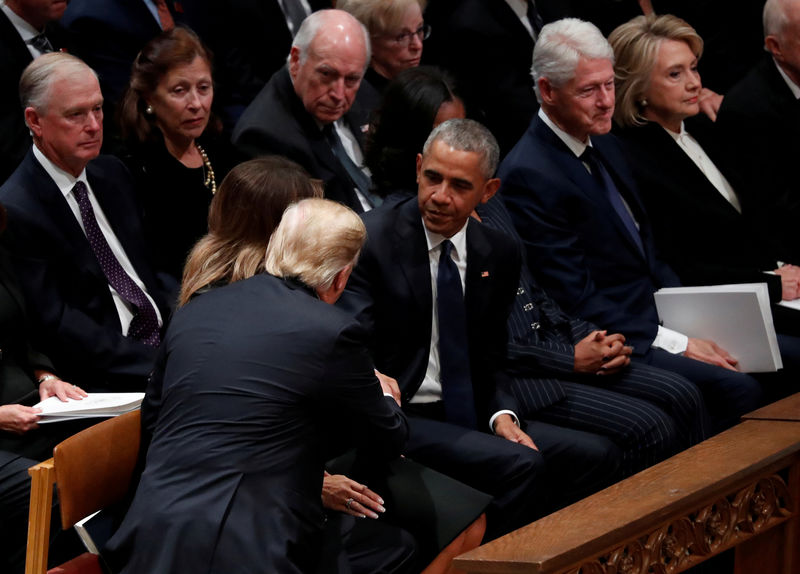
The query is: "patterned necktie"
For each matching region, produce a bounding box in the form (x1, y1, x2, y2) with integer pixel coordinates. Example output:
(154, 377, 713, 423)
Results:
(154, 0, 175, 31)
(72, 182, 161, 346)
(323, 124, 382, 208)
(437, 240, 477, 429)
(580, 147, 645, 256)
(28, 33, 54, 54)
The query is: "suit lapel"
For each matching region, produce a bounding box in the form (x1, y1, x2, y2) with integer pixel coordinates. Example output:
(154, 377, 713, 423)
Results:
(393, 199, 432, 316)
(534, 119, 647, 261)
(0, 10, 34, 73)
(464, 219, 492, 320)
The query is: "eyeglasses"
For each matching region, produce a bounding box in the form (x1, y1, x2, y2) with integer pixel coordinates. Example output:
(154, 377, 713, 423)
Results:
(385, 23, 431, 47)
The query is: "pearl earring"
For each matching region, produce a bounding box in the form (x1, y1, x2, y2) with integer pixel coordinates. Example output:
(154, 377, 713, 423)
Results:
(640, 98, 648, 107)
(145, 105, 154, 115)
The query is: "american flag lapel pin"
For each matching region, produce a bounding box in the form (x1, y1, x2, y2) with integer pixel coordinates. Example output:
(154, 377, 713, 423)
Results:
(481, 271, 490, 278)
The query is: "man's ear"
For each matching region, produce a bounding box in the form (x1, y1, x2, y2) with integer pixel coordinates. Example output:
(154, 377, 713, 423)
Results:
(24, 107, 42, 139)
(479, 177, 501, 204)
(538, 77, 556, 106)
(288, 46, 302, 79)
(765, 35, 783, 61)
(415, 153, 424, 183)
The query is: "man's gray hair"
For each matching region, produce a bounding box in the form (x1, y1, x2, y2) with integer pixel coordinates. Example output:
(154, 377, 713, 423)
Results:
(19, 52, 97, 114)
(265, 198, 366, 291)
(422, 118, 500, 179)
(764, 0, 793, 39)
(531, 18, 614, 103)
(291, 9, 372, 70)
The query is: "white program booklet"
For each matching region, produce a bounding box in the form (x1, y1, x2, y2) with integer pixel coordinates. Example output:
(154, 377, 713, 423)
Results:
(654, 283, 782, 372)
(33, 393, 144, 423)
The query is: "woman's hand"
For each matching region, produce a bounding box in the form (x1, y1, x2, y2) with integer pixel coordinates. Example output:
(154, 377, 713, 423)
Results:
(0, 404, 41, 434)
(322, 472, 386, 519)
(37, 375, 87, 402)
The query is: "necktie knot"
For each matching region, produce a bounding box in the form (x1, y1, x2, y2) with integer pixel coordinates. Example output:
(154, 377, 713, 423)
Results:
(440, 239, 454, 262)
(28, 33, 54, 54)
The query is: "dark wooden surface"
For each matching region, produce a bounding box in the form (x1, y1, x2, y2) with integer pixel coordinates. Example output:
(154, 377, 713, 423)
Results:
(743, 392, 800, 422)
(454, 419, 800, 573)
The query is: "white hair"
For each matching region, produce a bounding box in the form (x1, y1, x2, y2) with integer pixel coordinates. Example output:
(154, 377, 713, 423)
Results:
(19, 52, 98, 114)
(531, 18, 614, 103)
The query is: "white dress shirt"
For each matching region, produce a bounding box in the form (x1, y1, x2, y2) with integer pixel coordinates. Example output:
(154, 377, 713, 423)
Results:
(540, 108, 689, 354)
(32, 146, 163, 335)
(503, 0, 536, 39)
(333, 118, 373, 212)
(665, 122, 741, 213)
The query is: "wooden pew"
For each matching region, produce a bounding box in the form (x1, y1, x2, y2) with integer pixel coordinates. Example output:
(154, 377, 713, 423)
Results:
(454, 419, 800, 574)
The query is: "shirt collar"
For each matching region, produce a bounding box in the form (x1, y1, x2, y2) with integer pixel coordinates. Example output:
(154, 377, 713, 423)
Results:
(503, 0, 528, 21)
(422, 217, 469, 260)
(31, 145, 89, 199)
(0, 2, 41, 41)
(662, 120, 687, 140)
(774, 59, 800, 100)
(539, 107, 592, 158)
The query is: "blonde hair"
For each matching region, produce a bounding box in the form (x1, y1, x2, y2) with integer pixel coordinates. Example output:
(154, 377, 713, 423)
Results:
(265, 198, 366, 290)
(609, 14, 704, 128)
(179, 157, 322, 306)
(337, 0, 426, 36)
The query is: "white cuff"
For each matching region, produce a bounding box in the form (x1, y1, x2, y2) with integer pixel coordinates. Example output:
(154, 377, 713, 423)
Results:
(652, 325, 689, 354)
(489, 410, 519, 433)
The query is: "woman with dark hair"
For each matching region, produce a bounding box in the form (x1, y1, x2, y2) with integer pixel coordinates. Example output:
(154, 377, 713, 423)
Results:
(365, 66, 465, 196)
(119, 26, 237, 281)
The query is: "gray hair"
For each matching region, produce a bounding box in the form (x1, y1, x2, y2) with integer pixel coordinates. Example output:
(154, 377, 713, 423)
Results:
(19, 52, 98, 114)
(764, 0, 794, 39)
(265, 198, 366, 290)
(291, 9, 372, 70)
(422, 118, 500, 178)
(532, 18, 614, 103)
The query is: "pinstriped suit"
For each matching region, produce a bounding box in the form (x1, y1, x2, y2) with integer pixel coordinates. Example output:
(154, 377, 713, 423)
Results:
(476, 197, 711, 476)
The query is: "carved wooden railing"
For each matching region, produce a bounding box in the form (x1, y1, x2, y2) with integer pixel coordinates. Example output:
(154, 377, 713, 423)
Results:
(454, 418, 800, 574)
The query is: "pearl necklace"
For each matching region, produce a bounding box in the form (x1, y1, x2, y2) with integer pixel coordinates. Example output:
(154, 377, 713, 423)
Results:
(195, 142, 217, 194)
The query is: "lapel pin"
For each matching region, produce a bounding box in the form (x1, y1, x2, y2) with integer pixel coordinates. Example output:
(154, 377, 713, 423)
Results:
(481, 271, 490, 278)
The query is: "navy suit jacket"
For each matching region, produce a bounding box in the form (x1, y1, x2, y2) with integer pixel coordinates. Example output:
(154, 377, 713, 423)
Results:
(0, 150, 174, 390)
(232, 66, 370, 213)
(499, 116, 681, 354)
(105, 273, 407, 574)
(338, 197, 522, 427)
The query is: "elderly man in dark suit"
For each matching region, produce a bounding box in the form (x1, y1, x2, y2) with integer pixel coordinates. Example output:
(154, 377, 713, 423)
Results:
(233, 9, 380, 213)
(716, 0, 800, 261)
(0, 0, 71, 183)
(499, 18, 763, 432)
(0, 53, 174, 391)
(337, 118, 601, 539)
(104, 198, 410, 574)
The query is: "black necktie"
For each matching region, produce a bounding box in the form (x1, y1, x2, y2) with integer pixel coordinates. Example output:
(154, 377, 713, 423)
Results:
(437, 240, 477, 429)
(72, 182, 161, 346)
(323, 124, 381, 208)
(28, 33, 54, 54)
(580, 147, 645, 256)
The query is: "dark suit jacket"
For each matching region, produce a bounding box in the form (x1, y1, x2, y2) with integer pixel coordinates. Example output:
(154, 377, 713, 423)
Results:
(232, 66, 370, 213)
(104, 273, 407, 574)
(0, 151, 174, 391)
(338, 197, 522, 427)
(0, 10, 71, 184)
(615, 118, 787, 301)
(423, 0, 538, 156)
(499, 116, 681, 354)
(716, 55, 800, 260)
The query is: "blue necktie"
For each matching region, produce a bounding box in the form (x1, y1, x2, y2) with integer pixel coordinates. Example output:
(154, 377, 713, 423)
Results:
(73, 182, 161, 346)
(581, 147, 645, 256)
(437, 240, 477, 429)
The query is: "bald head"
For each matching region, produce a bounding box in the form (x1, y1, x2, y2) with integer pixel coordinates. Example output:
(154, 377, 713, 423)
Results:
(289, 9, 371, 124)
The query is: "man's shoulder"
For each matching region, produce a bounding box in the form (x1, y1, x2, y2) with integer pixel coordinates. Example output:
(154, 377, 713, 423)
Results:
(721, 57, 783, 117)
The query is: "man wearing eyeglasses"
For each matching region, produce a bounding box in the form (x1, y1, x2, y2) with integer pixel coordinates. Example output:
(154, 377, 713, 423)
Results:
(233, 9, 382, 213)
